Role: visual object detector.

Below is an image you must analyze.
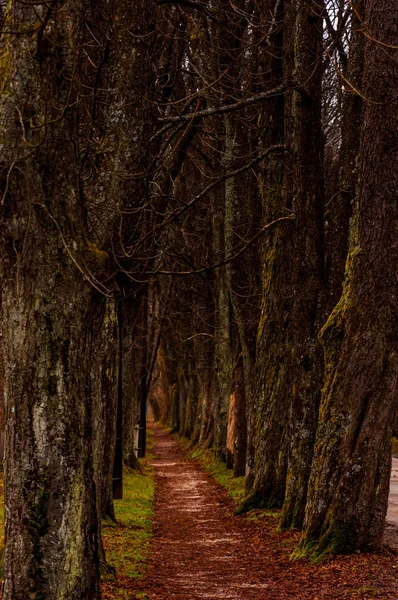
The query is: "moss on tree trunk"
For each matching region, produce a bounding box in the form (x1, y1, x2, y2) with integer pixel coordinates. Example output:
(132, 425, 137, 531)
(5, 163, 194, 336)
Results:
(297, 0, 398, 559)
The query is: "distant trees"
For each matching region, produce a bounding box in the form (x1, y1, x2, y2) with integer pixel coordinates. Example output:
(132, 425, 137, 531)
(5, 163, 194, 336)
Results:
(148, 0, 398, 560)
(0, 0, 397, 596)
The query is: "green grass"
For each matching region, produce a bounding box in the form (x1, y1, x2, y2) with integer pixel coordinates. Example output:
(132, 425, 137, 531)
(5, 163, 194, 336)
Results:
(103, 430, 155, 580)
(101, 431, 155, 599)
(245, 510, 280, 521)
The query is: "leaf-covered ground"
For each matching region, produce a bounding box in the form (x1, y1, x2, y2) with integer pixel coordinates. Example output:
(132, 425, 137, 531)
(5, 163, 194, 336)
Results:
(0, 432, 397, 598)
(141, 425, 398, 599)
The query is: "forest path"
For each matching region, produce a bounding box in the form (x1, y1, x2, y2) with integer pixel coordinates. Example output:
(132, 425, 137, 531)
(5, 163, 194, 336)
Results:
(142, 424, 398, 600)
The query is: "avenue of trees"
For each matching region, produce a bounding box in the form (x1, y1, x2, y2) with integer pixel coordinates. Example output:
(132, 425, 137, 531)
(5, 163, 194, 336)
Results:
(0, 0, 397, 597)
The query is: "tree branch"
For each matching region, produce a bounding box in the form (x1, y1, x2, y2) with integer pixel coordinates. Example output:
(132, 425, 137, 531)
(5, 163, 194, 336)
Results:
(158, 82, 299, 124)
(152, 81, 309, 141)
(156, 0, 215, 18)
(148, 144, 287, 237)
(151, 216, 295, 276)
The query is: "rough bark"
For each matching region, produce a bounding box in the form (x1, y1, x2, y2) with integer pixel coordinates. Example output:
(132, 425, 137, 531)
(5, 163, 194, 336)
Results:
(240, 0, 293, 512)
(0, 3, 105, 596)
(121, 294, 146, 468)
(240, 0, 324, 521)
(92, 301, 119, 519)
(0, 294, 4, 467)
(196, 337, 215, 448)
(279, 0, 325, 530)
(298, 0, 398, 559)
(89, 0, 156, 465)
(208, 1, 251, 461)
(324, 0, 365, 314)
(232, 356, 247, 477)
(212, 116, 235, 460)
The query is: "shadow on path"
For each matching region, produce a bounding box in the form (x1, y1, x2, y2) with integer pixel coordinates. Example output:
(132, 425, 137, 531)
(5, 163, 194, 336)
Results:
(143, 424, 398, 600)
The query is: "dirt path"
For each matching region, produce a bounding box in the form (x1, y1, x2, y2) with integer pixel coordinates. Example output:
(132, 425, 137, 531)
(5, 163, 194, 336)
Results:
(143, 425, 398, 600)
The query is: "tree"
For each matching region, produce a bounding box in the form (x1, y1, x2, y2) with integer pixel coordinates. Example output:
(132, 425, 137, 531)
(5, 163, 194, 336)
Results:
(298, 0, 398, 559)
(0, 2, 107, 596)
(0, 0, 157, 595)
(279, 0, 325, 530)
(241, 0, 325, 526)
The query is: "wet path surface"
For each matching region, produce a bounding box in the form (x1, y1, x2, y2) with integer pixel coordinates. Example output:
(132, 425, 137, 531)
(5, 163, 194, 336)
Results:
(143, 425, 398, 600)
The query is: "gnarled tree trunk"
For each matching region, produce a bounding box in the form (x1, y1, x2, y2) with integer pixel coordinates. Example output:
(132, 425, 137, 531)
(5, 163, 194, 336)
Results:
(298, 0, 398, 559)
(242, 0, 324, 519)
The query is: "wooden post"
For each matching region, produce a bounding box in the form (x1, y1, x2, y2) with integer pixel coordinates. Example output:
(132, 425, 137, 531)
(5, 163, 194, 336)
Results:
(137, 365, 147, 458)
(113, 302, 123, 499)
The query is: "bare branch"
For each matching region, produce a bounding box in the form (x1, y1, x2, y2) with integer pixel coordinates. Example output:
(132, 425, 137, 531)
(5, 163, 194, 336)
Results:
(157, 82, 305, 126)
(156, 0, 216, 18)
(151, 216, 295, 276)
(144, 145, 288, 244)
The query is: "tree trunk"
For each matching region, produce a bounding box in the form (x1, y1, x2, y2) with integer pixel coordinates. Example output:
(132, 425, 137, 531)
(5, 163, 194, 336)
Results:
(0, 294, 4, 469)
(92, 301, 119, 519)
(279, 0, 325, 530)
(121, 292, 148, 466)
(298, 0, 398, 559)
(0, 2, 109, 597)
(324, 0, 365, 314)
(233, 355, 247, 477)
(240, 0, 293, 512)
(2, 268, 104, 600)
(212, 182, 233, 459)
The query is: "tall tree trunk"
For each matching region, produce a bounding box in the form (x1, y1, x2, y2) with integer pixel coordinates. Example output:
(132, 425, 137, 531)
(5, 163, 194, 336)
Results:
(90, 0, 156, 464)
(212, 182, 233, 459)
(232, 355, 247, 477)
(298, 0, 398, 559)
(121, 294, 143, 469)
(241, 0, 324, 519)
(0, 294, 4, 467)
(196, 338, 215, 448)
(325, 0, 365, 313)
(280, 0, 325, 530)
(0, 2, 108, 597)
(93, 300, 119, 519)
(240, 0, 293, 512)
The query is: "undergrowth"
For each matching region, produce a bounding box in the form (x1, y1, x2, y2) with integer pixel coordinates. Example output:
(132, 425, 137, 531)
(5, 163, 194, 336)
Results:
(102, 429, 155, 600)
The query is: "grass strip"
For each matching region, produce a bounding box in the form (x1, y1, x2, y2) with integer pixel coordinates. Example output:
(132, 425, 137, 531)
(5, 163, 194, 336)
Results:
(101, 430, 155, 600)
